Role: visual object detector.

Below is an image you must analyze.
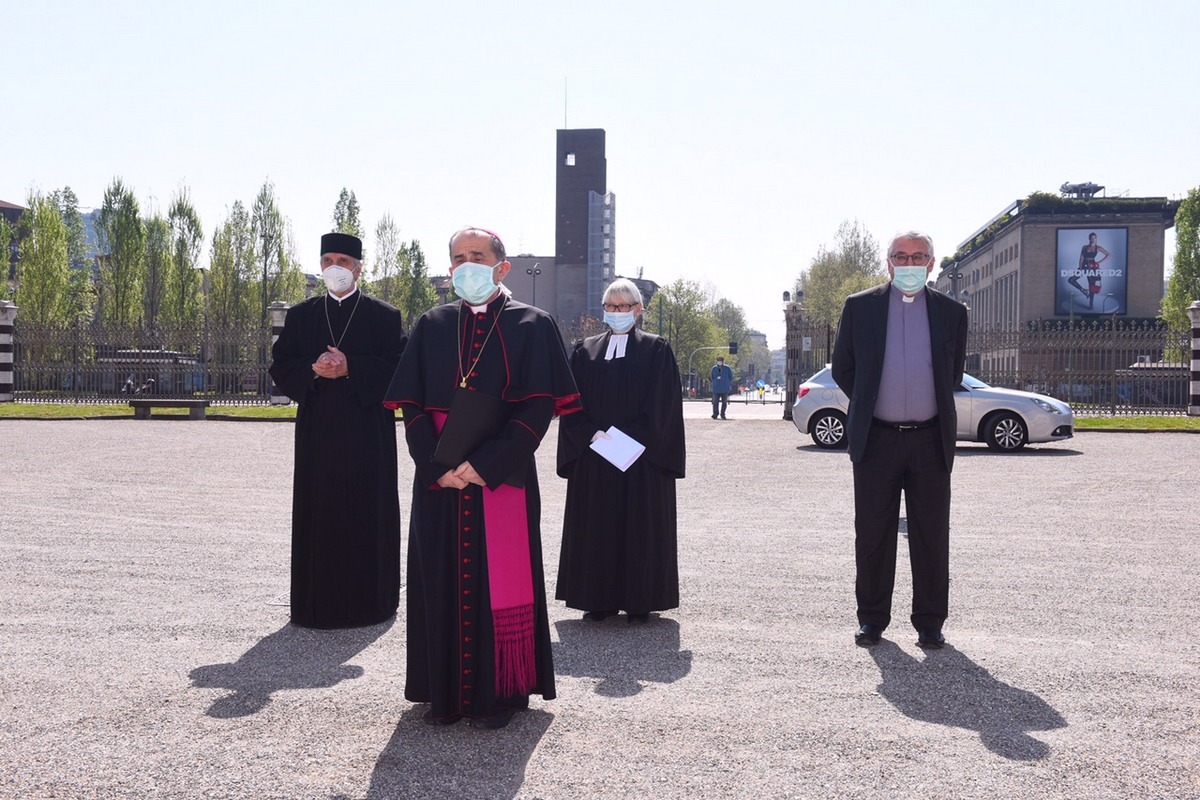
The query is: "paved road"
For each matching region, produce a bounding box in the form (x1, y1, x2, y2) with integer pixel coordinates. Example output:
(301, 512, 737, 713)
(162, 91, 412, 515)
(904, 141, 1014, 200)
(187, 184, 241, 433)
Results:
(1, 417, 1197, 799)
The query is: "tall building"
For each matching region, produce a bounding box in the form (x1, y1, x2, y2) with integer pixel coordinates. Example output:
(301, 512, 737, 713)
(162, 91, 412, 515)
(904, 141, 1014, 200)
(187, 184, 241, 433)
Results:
(555, 129, 615, 324)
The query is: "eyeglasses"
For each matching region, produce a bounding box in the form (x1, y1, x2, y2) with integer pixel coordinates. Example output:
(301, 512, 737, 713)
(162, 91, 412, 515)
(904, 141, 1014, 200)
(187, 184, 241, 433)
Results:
(603, 303, 637, 312)
(890, 253, 931, 265)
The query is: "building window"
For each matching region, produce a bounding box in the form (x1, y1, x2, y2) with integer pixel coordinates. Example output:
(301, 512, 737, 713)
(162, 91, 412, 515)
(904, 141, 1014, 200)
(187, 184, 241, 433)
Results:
(565, 153, 576, 166)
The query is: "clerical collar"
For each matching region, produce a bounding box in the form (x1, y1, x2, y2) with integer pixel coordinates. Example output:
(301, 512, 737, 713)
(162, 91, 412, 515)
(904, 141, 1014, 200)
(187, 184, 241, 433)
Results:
(605, 333, 629, 360)
(329, 286, 359, 305)
(890, 283, 922, 304)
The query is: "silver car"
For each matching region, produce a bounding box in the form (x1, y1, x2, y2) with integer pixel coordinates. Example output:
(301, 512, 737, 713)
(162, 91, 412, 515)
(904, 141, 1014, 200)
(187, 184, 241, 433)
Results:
(791, 367, 1074, 452)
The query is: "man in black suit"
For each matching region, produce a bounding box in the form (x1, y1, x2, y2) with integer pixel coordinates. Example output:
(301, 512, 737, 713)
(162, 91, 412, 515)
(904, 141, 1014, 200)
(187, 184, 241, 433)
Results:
(831, 231, 968, 649)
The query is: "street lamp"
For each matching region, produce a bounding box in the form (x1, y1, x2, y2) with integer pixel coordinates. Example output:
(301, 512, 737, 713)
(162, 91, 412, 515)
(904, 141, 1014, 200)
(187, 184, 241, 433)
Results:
(526, 263, 542, 307)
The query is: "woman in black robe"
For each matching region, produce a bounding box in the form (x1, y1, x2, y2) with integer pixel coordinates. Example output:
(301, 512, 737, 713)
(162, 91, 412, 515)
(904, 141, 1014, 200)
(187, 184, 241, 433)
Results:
(556, 278, 686, 624)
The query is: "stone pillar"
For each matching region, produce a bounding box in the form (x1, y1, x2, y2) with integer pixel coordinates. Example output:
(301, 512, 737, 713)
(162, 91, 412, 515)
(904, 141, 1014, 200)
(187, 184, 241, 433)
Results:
(0, 300, 17, 402)
(269, 301, 291, 405)
(783, 298, 804, 421)
(1189, 301, 1200, 417)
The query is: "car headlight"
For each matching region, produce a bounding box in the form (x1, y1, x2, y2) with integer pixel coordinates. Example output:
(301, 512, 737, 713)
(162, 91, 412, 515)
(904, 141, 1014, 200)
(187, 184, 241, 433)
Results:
(1031, 398, 1063, 414)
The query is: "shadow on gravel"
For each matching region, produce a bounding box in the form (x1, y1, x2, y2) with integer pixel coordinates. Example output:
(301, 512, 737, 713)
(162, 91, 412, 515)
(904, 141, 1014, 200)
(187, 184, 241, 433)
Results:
(868, 640, 1066, 760)
(953, 447, 1083, 458)
(189, 618, 394, 718)
(348, 707, 552, 800)
(551, 616, 693, 696)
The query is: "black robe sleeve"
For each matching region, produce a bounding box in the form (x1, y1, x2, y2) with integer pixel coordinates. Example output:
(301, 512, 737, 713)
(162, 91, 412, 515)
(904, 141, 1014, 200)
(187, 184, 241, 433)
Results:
(269, 302, 318, 403)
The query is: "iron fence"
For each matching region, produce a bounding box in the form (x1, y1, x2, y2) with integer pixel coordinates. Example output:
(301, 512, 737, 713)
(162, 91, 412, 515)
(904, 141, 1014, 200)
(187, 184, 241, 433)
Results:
(12, 321, 277, 405)
(782, 316, 1190, 417)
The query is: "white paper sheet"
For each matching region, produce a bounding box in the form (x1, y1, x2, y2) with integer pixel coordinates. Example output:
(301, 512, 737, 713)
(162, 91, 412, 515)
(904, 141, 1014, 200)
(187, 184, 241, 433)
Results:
(588, 425, 646, 472)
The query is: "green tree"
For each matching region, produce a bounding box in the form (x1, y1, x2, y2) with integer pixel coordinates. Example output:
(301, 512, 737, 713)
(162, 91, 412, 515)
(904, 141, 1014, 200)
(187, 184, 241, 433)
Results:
(1162, 187, 1200, 335)
(143, 214, 173, 328)
(252, 181, 289, 322)
(332, 187, 364, 240)
(399, 239, 439, 328)
(643, 278, 723, 383)
(274, 228, 307, 306)
(15, 191, 71, 326)
(372, 213, 403, 307)
(50, 187, 94, 323)
(95, 178, 147, 326)
(0, 214, 15, 300)
(207, 201, 256, 327)
(707, 296, 749, 371)
(166, 190, 204, 327)
(794, 219, 886, 327)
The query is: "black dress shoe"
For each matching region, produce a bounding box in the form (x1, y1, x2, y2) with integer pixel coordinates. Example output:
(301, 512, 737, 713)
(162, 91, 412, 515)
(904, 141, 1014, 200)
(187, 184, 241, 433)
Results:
(422, 709, 463, 726)
(855, 624, 884, 646)
(470, 707, 515, 729)
(627, 613, 650, 625)
(916, 628, 945, 649)
(583, 610, 616, 622)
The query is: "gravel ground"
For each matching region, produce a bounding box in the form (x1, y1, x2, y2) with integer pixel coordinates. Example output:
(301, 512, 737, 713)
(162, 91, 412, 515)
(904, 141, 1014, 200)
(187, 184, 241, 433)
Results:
(1, 408, 1197, 800)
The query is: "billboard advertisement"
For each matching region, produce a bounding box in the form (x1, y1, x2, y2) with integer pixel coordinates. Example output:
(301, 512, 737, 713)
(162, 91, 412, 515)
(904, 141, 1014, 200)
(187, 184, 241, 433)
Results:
(1055, 227, 1127, 315)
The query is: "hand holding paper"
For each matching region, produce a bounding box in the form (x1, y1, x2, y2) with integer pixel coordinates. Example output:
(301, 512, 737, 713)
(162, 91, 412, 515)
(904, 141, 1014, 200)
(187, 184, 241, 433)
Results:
(588, 426, 645, 472)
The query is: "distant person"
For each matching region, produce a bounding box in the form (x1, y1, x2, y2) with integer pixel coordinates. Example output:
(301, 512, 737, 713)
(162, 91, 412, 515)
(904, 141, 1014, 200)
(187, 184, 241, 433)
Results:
(269, 232, 406, 629)
(1068, 232, 1112, 309)
(831, 230, 967, 650)
(556, 278, 686, 625)
(710, 356, 734, 419)
(385, 227, 581, 729)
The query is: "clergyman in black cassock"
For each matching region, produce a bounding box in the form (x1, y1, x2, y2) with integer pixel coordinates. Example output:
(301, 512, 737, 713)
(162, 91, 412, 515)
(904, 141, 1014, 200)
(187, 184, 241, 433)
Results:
(269, 233, 406, 630)
(556, 279, 686, 622)
(385, 228, 581, 728)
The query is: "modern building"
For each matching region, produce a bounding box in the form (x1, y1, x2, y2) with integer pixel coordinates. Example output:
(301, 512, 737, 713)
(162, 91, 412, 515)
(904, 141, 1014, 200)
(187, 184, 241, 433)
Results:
(554, 128, 615, 324)
(934, 191, 1178, 329)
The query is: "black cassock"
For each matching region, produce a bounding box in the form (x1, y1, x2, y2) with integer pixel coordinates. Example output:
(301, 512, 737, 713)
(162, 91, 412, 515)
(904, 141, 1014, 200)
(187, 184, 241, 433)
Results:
(269, 291, 406, 629)
(556, 328, 686, 614)
(385, 294, 580, 722)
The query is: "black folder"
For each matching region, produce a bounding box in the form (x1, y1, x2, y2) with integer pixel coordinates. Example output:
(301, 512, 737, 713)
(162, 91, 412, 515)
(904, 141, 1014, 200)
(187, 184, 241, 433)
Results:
(432, 387, 512, 477)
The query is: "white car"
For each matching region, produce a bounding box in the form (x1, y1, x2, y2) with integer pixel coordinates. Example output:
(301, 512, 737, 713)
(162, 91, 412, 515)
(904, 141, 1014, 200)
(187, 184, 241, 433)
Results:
(791, 367, 1074, 452)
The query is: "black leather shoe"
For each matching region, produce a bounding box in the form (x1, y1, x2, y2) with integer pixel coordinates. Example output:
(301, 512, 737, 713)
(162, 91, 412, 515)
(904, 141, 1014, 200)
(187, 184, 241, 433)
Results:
(583, 610, 616, 622)
(470, 707, 515, 729)
(916, 628, 945, 649)
(627, 613, 650, 625)
(855, 624, 884, 646)
(422, 709, 462, 726)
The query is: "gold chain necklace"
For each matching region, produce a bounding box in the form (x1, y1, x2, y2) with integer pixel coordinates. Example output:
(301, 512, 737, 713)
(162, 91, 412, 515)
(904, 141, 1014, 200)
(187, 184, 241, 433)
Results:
(324, 292, 361, 350)
(457, 296, 506, 388)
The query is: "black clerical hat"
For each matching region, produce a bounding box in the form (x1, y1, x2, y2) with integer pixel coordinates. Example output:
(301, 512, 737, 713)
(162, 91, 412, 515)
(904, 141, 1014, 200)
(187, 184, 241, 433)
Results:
(321, 232, 362, 260)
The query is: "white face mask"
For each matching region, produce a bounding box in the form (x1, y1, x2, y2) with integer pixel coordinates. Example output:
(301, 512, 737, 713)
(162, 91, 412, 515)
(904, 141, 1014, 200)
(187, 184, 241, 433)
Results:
(322, 265, 356, 294)
(891, 265, 928, 295)
(604, 310, 637, 333)
(452, 262, 500, 305)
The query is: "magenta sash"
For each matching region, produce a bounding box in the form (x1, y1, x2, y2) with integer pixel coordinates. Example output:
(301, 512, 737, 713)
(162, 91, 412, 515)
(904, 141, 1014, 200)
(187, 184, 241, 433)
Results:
(431, 410, 537, 696)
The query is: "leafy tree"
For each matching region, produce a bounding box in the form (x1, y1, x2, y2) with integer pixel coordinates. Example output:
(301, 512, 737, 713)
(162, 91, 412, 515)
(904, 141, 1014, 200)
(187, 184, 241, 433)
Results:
(643, 278, 723, 383)
(274, 226, 307, 306)
(50, 187, 94, 323)
(207, 201, 256, 327)
(1162, 187, 1200, 336)
(166, 190, 204, 327)
(332, 187, 364, 240)
(251, 181, 289, 322)
(707, 296, 749, 370)
(399, 239, 439, 328)
(15, 191, 70, 326)
(95, 178, 147, 326)
(794, 219, 886, 327)
(0, 214, 15, 300)
(143, 214, 173, 328)
(372, 213, 403, 307)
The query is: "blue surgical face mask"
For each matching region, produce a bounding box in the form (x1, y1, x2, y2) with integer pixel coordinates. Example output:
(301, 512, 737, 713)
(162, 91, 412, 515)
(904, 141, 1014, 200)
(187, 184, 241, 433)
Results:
(452, 262, 500, 305)
(891, 265, 929, 295)
(604, 310, 637, 333)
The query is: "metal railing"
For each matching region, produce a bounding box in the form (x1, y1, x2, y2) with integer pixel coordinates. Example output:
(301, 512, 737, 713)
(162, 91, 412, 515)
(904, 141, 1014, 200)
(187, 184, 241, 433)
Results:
(12, 321, 276, 405)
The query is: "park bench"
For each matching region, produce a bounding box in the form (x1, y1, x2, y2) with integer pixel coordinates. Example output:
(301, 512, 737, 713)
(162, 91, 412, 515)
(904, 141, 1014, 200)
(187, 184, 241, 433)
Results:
(129, 399, 211, 420)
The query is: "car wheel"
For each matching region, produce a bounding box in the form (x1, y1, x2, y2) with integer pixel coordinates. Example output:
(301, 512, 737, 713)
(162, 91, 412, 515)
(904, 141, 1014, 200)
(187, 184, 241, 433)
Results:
(810, 410, 847, 449)
(984, 412, 1027, 452)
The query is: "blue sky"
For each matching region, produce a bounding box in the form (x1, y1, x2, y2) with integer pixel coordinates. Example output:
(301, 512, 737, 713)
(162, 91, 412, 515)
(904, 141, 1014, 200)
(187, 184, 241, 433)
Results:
(3, 0, 1197, 347)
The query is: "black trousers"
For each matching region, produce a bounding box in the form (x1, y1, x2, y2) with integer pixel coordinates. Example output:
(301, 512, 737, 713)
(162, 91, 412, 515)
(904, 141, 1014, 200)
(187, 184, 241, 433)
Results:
(852, 423, 951, 631)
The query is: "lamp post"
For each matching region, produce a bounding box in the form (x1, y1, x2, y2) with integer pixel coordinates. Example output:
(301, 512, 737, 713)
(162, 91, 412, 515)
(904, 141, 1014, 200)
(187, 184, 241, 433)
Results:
(526, 263, 542, 307)
(1107, 292, 1118, 413)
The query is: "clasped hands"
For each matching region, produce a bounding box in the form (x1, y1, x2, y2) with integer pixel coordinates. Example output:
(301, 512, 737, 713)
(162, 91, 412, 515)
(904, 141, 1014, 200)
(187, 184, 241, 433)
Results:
(437, 461, 485, 490)
(312, 346, 348, 379)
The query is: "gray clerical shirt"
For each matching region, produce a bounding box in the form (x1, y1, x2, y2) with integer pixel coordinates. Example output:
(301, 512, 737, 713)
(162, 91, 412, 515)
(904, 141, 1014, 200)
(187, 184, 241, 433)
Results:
(874, 285, 938, 423)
